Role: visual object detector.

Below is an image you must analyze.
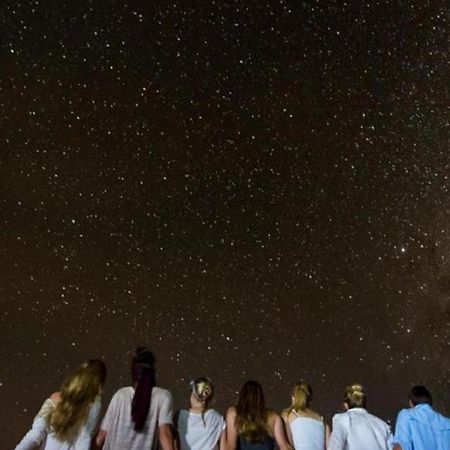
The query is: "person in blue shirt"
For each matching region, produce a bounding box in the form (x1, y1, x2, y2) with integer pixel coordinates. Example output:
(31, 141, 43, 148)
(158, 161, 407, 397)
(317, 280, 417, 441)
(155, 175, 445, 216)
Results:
(393, 385, 450, 450)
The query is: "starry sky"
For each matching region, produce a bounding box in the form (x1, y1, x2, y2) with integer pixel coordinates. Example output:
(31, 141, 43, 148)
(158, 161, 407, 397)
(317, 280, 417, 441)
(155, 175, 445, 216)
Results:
(1, 0, 449, 447)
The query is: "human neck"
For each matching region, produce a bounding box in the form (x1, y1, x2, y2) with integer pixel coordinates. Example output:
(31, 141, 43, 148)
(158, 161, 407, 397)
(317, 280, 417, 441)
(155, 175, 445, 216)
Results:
(190, 404, 203, 413)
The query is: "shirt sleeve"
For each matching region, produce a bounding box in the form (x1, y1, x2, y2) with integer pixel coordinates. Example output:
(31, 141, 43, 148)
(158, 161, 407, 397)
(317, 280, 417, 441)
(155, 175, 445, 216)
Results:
(14, 399, 53, 450)
(328, 414, 348, 450)
(158, 391, 174, 426)
(392, 410, 412, 450)
(385, 421, 394, 448)
(101, 391, 119, 432)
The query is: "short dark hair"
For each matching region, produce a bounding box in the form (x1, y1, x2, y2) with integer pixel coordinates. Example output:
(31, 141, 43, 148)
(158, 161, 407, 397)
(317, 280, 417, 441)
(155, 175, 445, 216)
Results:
(409, 385, 432, 406)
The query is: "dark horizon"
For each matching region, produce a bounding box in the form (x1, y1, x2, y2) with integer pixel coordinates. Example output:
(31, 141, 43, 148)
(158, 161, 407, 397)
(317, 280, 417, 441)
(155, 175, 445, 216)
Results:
(2, 1, 449, 447)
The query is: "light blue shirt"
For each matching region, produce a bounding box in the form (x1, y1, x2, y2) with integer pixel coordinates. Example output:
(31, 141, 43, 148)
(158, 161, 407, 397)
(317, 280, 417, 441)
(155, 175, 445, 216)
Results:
(393, 403, 450, 450)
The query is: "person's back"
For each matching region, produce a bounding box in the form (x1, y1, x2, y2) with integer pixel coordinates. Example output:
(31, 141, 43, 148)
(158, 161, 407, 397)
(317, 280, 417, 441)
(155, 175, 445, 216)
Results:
(328, 384, 392, 450)
(177, 408, 224, 450)
(238, 433, 275, 450)
(225, 381, 291, 450)
(15, 360, 106, 450)
(289, 414, 325, 450)
(393, 385, 450, 450)
(96, 347, 174, 450)
(282, 383, 327, 450)
(101, 386, 172, 450)
(175, 377, 225, 450)
(330, 408, 391, 450)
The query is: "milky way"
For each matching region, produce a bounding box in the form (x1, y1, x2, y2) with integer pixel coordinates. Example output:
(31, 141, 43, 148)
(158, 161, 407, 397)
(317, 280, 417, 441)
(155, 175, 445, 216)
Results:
(1, 1, 449, 447)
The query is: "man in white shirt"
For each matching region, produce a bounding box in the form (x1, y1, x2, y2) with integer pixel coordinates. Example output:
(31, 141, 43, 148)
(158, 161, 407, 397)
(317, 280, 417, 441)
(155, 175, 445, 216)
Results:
(328, 383, 393, 450)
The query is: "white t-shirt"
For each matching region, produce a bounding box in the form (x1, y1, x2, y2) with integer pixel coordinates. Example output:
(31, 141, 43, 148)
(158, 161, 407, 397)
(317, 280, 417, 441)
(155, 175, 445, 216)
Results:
(101, 386, 173, 450)
(176, 409, 225, 450)
(328, 408, 393, 450)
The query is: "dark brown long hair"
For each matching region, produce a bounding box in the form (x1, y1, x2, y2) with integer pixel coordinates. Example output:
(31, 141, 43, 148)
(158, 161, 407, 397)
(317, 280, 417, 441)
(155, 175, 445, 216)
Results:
(131, 347, 156, 432)
(235, 380, 268, 443)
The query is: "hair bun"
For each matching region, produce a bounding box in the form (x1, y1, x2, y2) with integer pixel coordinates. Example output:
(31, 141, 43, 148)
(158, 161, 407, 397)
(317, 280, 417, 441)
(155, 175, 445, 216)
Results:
(350, 384, 364, 395)
(344, 383, 366, 409)
(192, 377, 214, 402)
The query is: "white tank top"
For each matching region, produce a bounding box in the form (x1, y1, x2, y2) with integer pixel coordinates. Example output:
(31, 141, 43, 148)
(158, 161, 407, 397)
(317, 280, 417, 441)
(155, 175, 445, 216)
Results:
(289, 410, 326, 450)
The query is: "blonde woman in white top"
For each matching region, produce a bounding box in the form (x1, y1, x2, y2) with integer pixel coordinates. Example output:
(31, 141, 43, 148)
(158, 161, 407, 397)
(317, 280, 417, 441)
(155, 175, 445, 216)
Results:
(328, 383, 393, 450)
(281, 382, 330, 450)
(175, 377, 226, 450)
(15, 359, 106, 450)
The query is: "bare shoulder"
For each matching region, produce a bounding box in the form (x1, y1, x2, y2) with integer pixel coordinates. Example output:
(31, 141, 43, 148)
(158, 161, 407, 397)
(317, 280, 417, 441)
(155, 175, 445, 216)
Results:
(226, 406, 237, 419)
(267, 409, 281, 419)
(50, 391, 62, 404)
(267, 410, 282, 426)
(309, 409, 323, 421)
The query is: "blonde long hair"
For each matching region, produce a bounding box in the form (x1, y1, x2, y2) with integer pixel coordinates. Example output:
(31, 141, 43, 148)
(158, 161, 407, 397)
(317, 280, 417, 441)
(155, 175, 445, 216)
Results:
(50, 360, 105, 441)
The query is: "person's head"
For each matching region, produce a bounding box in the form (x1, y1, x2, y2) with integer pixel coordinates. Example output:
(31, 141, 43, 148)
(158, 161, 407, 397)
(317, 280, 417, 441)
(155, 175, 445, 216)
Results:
(343, 383, 367, 410)
(84, 359, 107, 391)
(236, 380, 268, 443)
(51, 361, 104, 441)
(131, 347, 155, 383)
(190, 377, 214, 424)
(408, 385, 432, 406)
(291, 382, 313, 412)
(190, 377, 214, 408)
(131, 347, 156, 432)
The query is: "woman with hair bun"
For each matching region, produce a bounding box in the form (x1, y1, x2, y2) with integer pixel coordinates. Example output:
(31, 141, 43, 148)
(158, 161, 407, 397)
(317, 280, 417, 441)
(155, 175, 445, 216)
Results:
(281, 382, 330, 450)
(328, 383, 393, 450)
(225, 380, 292, 450)
(15, 359, 107, 450)
(175, 377, 226, 450)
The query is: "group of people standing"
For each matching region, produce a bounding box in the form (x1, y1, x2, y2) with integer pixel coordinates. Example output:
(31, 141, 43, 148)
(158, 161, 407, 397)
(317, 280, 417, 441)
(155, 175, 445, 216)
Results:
(14, 347, 450, 450)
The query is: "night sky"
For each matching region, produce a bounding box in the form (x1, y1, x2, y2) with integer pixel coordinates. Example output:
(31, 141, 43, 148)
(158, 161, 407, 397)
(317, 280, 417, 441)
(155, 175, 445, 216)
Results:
(1, 1, 449, 447)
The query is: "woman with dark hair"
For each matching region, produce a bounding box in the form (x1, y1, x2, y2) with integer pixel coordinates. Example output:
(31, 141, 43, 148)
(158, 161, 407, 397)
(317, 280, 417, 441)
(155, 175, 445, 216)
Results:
(225, 380, 292, 450)
(15, 359, 106, 450)
(175, 377, 226, 450)
(328, 383, 392, 450)
(95, 347, 174, 450)
(281, 382, 329, 450)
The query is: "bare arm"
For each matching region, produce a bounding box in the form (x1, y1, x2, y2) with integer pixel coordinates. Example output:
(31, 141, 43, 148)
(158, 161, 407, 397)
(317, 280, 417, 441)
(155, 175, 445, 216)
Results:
(325, 423, 331, 449)
(219, 428, 227, 450)
(280, 411, 294, 447)
(159, 423, 175, 450)
(272, 413, 293, 450)
(95, 429, 107, 448)
(225, 407, 238, 450)
(172, 410, 180, 450)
